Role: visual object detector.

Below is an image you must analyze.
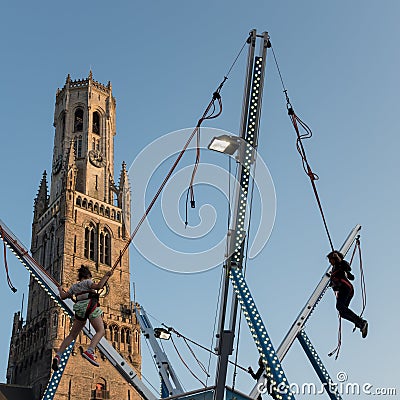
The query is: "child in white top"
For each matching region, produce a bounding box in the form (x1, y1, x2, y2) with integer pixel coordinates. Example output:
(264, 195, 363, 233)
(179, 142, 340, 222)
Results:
(52, 265, 112, 370)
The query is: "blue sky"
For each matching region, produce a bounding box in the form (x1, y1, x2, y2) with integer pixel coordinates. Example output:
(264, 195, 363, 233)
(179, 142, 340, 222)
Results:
(0, 1, 399, 398)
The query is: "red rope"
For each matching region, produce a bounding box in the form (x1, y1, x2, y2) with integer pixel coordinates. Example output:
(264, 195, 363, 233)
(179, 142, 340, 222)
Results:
(328, 313, 342, 360)
(111, 89, 224, 272)
(288, 109, 334, 252)
(0, 226, 17, 293)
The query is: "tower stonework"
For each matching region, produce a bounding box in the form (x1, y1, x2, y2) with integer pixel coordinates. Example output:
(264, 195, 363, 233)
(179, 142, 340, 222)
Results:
(7, 73, 141, 400)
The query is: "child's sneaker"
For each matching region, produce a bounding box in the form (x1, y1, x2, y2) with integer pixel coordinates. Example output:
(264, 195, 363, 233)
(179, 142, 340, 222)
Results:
(52, 354, 61, 371)
(360, 320, 368, 338)
(82, 350, 99, 367)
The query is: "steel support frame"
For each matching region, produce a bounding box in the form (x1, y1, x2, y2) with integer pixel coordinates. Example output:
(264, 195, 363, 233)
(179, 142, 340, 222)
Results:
(0, 219, 157, 400)
(249, 225, 361, 399)
(297, 330, 343, 400)
(214, 30, 295, 400)
(136, 307, 184, 397)
(213, 29, 258, 400)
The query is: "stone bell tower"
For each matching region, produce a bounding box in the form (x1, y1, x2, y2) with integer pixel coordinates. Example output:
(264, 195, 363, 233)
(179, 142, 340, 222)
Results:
(6, 73, 141, 400)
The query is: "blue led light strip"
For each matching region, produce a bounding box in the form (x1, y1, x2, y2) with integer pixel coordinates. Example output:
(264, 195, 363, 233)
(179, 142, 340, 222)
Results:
(42, 342, 75, 400)
(229, 267, 294, 400)
(0, 222, 74, 319)
(297, 330, 343, 400)
(231, 57, 264, 266)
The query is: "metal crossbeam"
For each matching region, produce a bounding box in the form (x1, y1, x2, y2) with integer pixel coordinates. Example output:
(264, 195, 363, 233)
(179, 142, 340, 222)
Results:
(42, 342, 74, 399)
(0, 219, 157, 400)
(136, 307, 184, 397)
(230, 266, 294, 400)
(277, 225, 361, 361)
(297, 330, 343, 400)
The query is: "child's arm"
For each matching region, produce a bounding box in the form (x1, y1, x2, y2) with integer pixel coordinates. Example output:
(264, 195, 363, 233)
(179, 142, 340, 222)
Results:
(58, 286, 71, 300)
(91, 270, 113, 290)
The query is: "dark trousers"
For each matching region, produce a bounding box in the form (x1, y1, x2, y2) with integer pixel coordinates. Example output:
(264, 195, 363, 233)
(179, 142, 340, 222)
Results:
(336, 280, 363, 328)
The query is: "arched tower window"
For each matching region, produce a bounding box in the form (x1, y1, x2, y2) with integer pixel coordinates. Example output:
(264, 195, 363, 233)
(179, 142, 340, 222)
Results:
(109, 325, 119, 345)
(92, 112, 100, 134)
(84, 224, 96, 261)
(74, 108, 83, 132)
(99, 229, 111, 265)
(74, 135, 83, 158)
(92, 378, 109, 400)
(52, 313, 58, 330)
(92, 138, 100, 151)
(42, 235, 48, 269)
(60, 112, 66, 142)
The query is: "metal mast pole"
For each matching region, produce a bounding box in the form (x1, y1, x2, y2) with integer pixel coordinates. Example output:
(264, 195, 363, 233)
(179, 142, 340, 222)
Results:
(213, 30, 270, 400)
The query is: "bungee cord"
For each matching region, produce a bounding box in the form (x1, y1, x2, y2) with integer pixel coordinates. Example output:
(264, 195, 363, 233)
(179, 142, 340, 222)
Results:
(112, 33, 252, 272)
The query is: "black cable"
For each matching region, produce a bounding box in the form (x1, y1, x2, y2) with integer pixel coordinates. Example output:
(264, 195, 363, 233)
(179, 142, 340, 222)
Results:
(270, 44, 287, 94)
(225, 34, 252, 79)
(170, 336, 207, 387)
(206, 267, 224, 386)
(185, 32, 250, 226)
(168, 326, 248, 373)
(182, 337, 210, 377)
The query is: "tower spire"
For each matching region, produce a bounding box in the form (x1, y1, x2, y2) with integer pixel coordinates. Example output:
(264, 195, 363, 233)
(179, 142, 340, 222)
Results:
(118, 161, 131, 237)
(33, 171, 48, 220)
(118, 161, 129, 189)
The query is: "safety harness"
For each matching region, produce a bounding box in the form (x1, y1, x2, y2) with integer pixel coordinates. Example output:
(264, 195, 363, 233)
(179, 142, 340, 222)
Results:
(72, 291, 100, 322)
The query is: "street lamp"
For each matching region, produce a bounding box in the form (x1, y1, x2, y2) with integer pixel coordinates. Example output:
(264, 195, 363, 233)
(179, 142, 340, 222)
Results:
(154, 327, 171, 340)
(208, 134, 255, 165)
(207, 135, 241, 155)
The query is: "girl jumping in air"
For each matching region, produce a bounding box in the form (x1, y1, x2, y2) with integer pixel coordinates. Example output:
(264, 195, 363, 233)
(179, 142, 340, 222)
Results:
(52, 265, 113, 370)
(328, 251, 368, 338)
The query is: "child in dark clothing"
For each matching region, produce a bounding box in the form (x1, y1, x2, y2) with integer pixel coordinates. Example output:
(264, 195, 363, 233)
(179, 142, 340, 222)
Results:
(328, 251, 368, 338)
